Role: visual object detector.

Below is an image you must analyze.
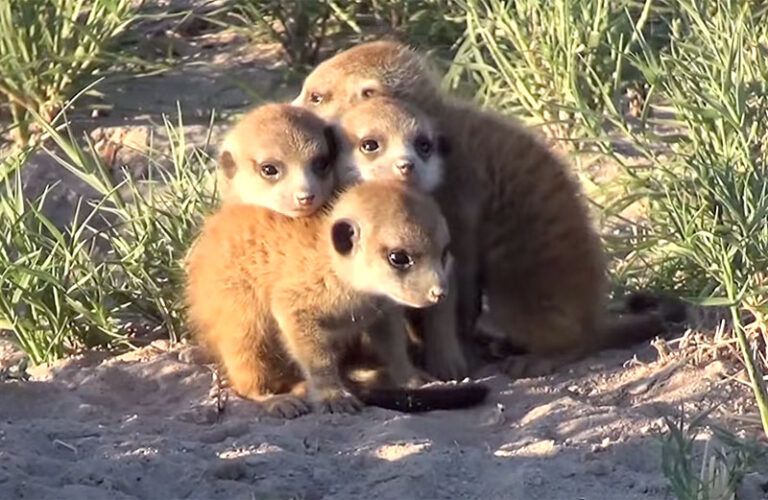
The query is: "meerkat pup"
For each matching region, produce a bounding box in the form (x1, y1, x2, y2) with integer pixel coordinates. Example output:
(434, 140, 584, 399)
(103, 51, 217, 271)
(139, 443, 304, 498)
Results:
(332, 96, 469, 379)
(294, 41, 677, 377)
(185, 181, 487, 417)
(216, 103, 337, 217)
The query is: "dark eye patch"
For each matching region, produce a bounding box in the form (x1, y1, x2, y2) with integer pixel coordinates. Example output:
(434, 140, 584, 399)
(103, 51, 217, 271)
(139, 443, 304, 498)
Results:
(310, 154, 332, 176)
(414, 135, 433, 159)
(309, 92, 324, 104)
(256, 161, 283, 182)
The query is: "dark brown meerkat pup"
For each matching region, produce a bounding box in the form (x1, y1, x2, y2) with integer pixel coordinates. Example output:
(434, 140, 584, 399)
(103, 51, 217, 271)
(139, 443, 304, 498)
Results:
(216, 103, 337, 217)
(294, 41, 682, 377)
(184, 180, 489, 417)
(332, 96, 469, 380)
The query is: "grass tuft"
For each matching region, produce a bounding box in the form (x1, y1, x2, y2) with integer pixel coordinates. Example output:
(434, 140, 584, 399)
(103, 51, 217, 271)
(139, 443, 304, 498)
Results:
(0, 106, 217, 365)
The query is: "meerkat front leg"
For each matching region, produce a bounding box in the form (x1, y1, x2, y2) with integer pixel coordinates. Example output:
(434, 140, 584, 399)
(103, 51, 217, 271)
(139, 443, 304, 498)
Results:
(421, 276, 469, 381)
(367, 312, 435, 388)
(274, 311, 363, 414)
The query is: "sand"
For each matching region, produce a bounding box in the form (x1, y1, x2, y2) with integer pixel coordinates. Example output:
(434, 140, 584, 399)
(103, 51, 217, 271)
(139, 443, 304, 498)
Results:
(1, 334, 757, 500)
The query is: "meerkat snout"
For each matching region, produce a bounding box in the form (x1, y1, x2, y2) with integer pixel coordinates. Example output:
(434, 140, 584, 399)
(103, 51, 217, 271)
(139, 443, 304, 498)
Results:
(295, 192, 316, 207)
(428, 285, 447, 304)
(395, 158, 415, 178)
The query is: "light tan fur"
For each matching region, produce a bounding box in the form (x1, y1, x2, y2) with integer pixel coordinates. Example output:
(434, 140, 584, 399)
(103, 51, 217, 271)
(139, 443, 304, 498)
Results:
(217, 103, 337, 217)
(184, 181, 453, 417)
(333, 96, 469, 380)
(335, 97, 445, 192)
(294, 40, 671, 377)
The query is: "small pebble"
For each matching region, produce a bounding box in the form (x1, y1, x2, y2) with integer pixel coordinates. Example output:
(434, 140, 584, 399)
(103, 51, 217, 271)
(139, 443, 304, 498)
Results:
(208, 460, 247, 481)
(585, 460, 612, 476)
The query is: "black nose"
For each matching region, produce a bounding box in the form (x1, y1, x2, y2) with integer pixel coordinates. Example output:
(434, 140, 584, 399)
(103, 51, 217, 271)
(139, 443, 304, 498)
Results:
(295, 193, 315, 206)
(396, 160, 414, 175)
(428, 286, 446, 304)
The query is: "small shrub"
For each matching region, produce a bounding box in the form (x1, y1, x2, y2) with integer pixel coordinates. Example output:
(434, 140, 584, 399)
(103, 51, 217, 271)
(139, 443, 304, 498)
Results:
(230, 0, 465, 74)
(661, 411, 764, 500)
(600, 0, 768, 435)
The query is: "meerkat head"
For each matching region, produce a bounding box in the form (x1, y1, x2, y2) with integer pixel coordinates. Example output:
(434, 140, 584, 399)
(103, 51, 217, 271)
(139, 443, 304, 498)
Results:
(326, 181, 452, 308)
(335, 97, 448, 193)
(292, 40, 439, 120)
(218, 103, 338, 217)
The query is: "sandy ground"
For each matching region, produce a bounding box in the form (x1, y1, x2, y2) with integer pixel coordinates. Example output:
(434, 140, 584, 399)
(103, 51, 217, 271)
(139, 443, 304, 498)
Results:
(2, 2, 768, 499)
(1, 334, 761, 500)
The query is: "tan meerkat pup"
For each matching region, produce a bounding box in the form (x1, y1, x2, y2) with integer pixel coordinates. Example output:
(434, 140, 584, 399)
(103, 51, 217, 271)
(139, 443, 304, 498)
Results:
(331, 96, 470, 380)
(185, 180, 488, 417)
(217, 103, 337, 217)
(294, 41, 679, 377)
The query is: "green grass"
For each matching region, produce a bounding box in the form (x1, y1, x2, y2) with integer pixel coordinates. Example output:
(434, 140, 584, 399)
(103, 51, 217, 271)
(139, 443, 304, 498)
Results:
(661, 410, 765, 500)
(0, 0, 138, 146)
(227, 0, 465, 75)
(0, 106, 217, 365)
(452, 0, 768, 439)
(446, 0, 658, 139)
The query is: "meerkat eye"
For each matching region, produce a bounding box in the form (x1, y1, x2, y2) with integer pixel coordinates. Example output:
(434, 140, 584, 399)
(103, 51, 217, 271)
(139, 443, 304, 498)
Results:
(361, 88, 376, 99)
(259, 163, 280, 179)
(360, 139, 380, 153)
(311, 155, 331, 175)
(309, 92, 324, 105)
(415, 136, 433, 157)
(387, 249, 414, 270)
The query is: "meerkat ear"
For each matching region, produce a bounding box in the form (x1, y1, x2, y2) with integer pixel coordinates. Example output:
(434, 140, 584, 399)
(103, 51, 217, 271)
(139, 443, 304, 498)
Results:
(324, 125, 339, 162)
(219, 150, 237, 179)
(331, 218, 360, 256)
(437, 134, 451, 157)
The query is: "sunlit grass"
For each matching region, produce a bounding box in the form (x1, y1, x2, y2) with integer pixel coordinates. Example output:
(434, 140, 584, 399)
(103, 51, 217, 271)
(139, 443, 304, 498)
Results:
(0, 106, 217, 365)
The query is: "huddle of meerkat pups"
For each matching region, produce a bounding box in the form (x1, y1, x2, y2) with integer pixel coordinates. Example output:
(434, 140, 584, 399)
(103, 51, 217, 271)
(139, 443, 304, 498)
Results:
(214, 99, 469, 381)
(293, 40, 680, 377)
(185, 103, 488, 417)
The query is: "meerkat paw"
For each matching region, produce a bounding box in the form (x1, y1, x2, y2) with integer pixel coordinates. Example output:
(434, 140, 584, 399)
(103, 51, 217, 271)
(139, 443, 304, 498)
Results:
(502, 355, 558, 379)
(313, 388, 363, 414)
(425, 346, 468, 381)
(261, 394, 311, 419)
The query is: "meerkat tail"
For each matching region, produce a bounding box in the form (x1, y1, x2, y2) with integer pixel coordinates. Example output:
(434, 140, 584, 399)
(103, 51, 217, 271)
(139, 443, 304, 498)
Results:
(349, 382, 490, 413)
(593, 299, 688, 352)
(622, 290, 689, 322)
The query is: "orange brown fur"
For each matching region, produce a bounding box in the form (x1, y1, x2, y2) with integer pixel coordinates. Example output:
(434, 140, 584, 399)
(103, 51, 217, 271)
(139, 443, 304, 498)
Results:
(184, 181, 467, 417)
